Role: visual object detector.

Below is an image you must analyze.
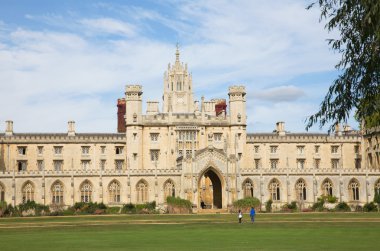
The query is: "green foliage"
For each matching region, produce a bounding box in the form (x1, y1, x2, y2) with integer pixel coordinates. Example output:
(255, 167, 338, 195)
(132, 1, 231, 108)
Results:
(121, 201, 157, 214)
(374, 189, 380, 204)
(306, 1, 380, 131)
(312, 197, 325, 211)
(326, 195, 337, 203)
(363, 202, 378, 212)
(0, 201, 7, 217)
(72, 202, 107, 214)
(106, 207, 121, 214)
(18, 201, 50, 216)
(232, 197, 260, 210)
(166, 196, 192, 209)
(265, 200, 273, 212)
(121, 203, 136, 214)
(335, 202, 351, 212)
(282, 201, 298, 211)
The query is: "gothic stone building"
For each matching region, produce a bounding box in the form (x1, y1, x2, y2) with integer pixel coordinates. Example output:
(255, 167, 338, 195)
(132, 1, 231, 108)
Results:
(0, 49, 379, 211)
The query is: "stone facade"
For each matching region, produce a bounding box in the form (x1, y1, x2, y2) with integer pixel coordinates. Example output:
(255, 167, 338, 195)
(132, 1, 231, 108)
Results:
(0, 48, 379, 211)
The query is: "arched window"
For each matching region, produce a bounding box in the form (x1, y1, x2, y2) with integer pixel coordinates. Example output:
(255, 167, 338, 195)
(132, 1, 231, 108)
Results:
(164, 180, 175, 202)
(80, 181, 92, 203)
(136, 180, 148, 204)
(108, 180, 121, 203)
(243, 179, 254, 198)
(0, 183, 5, 202)
(22, 182, 34, 203)
(51, 181, 64, 204)
(375, 179, 380, 195)
(295, 179, 307, 201)
(269, 179, 280, 201)
(349, 179, 360, 201)
(322, 179, 333, 196)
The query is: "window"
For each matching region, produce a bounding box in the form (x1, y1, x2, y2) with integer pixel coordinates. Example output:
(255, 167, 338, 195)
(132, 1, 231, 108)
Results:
(354, 145, 360, 154)
(100, 160, 106, 170)
(375, 180, 380, 195)
(17, 161, 27, 172)
(315, 145, 320, 153)
(295, 179, 307, 201)
(150, 133, 159, 142)
(37, 160, 44, 171)
(270, 146, 278, 154)
(322, 179, 333, 196)
(81, 146, 90, 155)
(100, 146, 106, 154)
(270, 159, 278, 169)
(254, 145, 259, 153)
(355, 159, 361, 169)
(213, 133, 222, 142)
(0, 183, 5, 202)
(164, 180, 175, 201)
(150, 150, 159, 162)
(243, 179, 254, 198)
(349, 179, 360, 201)
(108, 181, 121, 203)
(136, 180, 148, 203)
(133, 113, 137, 122)
(331, 146, 339, 154)
(297, 159, 305, 169)
(115, 146, 124, 155)
(133, 153, 137, 161)
(133, 133, 137, 140)
(297, 146, 305, 154)
(54, 146, 63, 155)
(115, 160, 124, 170)
(314, 159, 320, 169)
(254, 159, 261, 169)
(37, 146, 43, 155)
(80, 181, 92, 203)
(269, 179, 280, 201)
(81, 160, 90, 170)
(331, 159, 339, 169)
(17, 146, 27, 155)
(51, 181, 64, 204)
(53, 160, 63, 171)
(22, 182, 34, 203)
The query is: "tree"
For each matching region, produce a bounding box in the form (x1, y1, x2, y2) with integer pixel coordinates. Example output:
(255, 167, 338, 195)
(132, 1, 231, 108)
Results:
(306, 0, 380, 131)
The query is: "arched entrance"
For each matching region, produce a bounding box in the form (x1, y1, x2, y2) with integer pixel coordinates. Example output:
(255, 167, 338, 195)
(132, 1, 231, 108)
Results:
(199, 168, 222, 209)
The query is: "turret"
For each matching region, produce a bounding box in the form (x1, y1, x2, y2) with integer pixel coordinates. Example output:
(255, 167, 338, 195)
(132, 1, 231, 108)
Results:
(5, 120, 13, 136)
(125, 85, 143, 125)
(228, 86, 246, 125)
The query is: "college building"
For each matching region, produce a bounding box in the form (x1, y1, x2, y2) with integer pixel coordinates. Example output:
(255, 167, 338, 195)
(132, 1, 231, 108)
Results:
(1, 48, 379, 211)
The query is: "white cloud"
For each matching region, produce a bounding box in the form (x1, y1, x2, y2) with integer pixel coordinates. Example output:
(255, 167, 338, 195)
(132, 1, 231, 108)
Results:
(252, 85, 305, 102)
(79, 18, 136, 37)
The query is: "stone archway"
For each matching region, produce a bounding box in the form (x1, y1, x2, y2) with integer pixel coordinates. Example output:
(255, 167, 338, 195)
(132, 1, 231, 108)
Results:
(199, 168, 222, 209)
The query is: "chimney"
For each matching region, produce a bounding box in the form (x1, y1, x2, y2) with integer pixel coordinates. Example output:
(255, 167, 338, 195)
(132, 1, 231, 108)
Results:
(68, 121, 76, 136)
(5, 120, 13, 136)
(335, 123, 342, 136)
(117, 98, 126, 133)
(276, 122, 285, 136)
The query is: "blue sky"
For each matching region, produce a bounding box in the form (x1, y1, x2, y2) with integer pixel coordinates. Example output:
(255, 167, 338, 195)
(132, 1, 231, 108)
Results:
(0, 0, 358, 133)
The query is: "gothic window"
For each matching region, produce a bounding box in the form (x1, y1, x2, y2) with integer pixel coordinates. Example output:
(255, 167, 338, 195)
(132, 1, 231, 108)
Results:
(349, 179, 360, 201)
(81, 146, 90, 155)
(295, 179, 307, 201)
(375, 179, 380, 195)
(164, 180, 175, 201)
(322, 179, 333, 196)
(81, 160, 90, 170)
(0, 183, 5, 202)
(331, 159, 339, 169)
(115, 146, 124, 155)
(314, 159, 320, 169)
(269, 179, 280, 201)
(136, 180, 148, 204)
(270, 159, 278, 169)
(54, 160, 63, 171)
(331, 145, 339, 154)
(51, 181, 64, 205)
(22, 182, 34, 203)
(297, 159, 305, 169)
(254, 159, 261, 169)
(108, 180, 121, 203)
(37, 146, 43, 155)
(355, 158, 361, 169)
(37, 160, 44, 171)
(80, 181, 92, 203)
(17, 161, 27, 172)
(54, 146, 63, 155)
(243, 179, 254, 198)
(115, 160, 124, 170)
(150, 150, 159, 162)
(354, 145, 360, 154)
(270, 146, 278, 154)
(17, 146, 27, 155)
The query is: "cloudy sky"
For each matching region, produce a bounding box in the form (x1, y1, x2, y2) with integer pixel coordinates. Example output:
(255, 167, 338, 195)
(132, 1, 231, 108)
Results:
(0, 0, 358, 133)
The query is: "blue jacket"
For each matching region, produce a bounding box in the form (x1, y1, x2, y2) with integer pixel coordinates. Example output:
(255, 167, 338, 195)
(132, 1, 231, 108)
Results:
(250, 208, 256, 216)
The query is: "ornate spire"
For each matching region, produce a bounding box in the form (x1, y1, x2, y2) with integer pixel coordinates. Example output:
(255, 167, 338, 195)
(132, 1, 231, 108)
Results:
(175, 43, 180, 63)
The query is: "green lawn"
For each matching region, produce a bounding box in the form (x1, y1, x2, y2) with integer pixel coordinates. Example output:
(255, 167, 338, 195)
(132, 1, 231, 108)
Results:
(1, 213, 380, 251)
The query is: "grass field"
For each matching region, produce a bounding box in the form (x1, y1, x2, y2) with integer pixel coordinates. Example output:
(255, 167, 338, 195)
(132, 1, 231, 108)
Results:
(1, 213, 380, 251)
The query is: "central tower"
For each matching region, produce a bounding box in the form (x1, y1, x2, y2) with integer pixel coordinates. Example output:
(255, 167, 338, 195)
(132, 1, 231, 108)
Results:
(162, 46, 194, 113)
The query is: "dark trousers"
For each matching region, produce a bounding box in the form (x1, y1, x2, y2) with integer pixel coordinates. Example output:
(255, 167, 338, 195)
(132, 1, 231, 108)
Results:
(250, 215, 255, 222)
(239, 218, 242, 223)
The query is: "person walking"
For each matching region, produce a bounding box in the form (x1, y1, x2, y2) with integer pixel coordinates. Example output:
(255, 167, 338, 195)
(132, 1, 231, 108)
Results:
(238, 209, 243, 224)
(250, 207, 256, 223)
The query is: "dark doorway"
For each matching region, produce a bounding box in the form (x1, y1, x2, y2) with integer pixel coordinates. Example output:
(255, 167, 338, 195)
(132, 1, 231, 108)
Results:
(199, 168, 222, 209)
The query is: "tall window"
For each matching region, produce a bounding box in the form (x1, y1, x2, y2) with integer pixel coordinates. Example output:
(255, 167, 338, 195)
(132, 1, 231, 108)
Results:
(270, 146, 278, 154)
(164, 180, 175, 201)
(37, 146, 43, 155)
(51, 181, 64, 204)
(254, 145, 259, 153)
(331, 159, 339, 169)
(108, 180, 121, 203)
(295, 179, 307, 201)
(150, 150, 159, 162)
(100, 160, 106, 170)
(269, 179, 280, 201)
(115, 146, 124, 155)
(37, 160, 44, 171)
(314, 159, 320, 169)
(322, 179, 333, 196)
(115, 160, 124, 170)
(17, 146, 27, 155)
(54, 146, 63, 155)
(349, 179, 360, 201)
(80, 181, 92, 203)
(331, 146, 339, 154)
(136, 180, 148, 204)
(254, 159, 261, 169)
(81, 160, 90, 170)
(22, 182, 34, 203)
(17, 161, 27, 171)
(297, 159, 305, 169)
(355, 159, 361, 169)
(0, 183, 4, 202)
(81, 146, 90, 155)
(243, 179, 254, 198)
(54, 160, 63, 171)
(270, 159, 278, 169)
(315, 145, 320, 153)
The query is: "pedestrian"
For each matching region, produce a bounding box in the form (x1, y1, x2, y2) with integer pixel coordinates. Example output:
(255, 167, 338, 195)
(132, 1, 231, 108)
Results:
(238, 209, 243, 223)
(250, 207, 256, 223)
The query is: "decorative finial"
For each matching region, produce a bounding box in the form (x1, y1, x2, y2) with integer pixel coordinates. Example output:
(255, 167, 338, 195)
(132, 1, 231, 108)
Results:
(175, 43, 180, 62)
